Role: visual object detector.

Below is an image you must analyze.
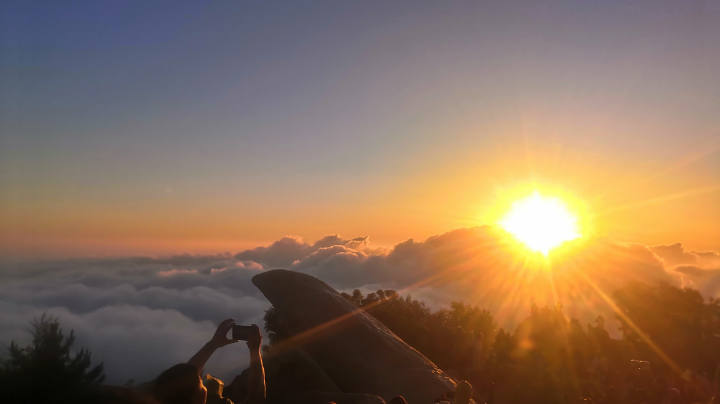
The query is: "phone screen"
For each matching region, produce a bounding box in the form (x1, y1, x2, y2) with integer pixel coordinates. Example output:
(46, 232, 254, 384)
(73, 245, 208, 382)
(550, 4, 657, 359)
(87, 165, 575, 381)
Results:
(232, 325, 253, 341)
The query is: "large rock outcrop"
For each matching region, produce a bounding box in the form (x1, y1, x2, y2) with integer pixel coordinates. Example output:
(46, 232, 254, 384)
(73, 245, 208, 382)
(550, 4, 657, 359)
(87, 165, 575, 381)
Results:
(252, 269, 457, 404)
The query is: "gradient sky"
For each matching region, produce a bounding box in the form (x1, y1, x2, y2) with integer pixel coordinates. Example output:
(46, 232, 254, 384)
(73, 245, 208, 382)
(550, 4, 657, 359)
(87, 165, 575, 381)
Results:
(1, 0, 719, 259)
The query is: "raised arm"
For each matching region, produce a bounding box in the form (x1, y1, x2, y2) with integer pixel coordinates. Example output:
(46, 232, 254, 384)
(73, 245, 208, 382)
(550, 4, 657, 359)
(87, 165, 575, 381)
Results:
(187, 318, 238, 372)
(242, 324, 266, 404)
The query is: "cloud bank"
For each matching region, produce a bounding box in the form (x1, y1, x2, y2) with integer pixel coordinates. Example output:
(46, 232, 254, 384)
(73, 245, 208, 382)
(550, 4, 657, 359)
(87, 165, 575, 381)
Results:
(1, 226, 718, 384)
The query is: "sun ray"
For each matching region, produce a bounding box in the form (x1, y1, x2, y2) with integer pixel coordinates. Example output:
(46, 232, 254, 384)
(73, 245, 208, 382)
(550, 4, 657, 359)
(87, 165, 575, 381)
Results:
(571, 261, 683, 375)
(594, 184, 720, 217)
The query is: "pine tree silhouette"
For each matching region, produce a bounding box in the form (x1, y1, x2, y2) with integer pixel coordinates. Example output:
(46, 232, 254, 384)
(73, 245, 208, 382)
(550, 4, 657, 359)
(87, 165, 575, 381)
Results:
(0, 314, 104, 404)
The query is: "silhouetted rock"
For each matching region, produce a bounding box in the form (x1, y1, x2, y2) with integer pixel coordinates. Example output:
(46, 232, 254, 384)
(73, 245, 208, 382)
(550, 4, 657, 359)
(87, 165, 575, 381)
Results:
(252, 269, 457, 404)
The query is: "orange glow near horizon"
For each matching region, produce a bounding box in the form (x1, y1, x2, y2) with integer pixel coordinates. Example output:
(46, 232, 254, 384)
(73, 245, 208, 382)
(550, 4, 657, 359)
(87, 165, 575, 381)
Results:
(499, 191, 582, 256)
(1, 140, 718, 260)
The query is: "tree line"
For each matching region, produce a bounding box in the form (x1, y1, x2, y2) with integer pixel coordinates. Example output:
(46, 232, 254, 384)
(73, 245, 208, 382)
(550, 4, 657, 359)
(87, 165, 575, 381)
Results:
(264, 281, 720, 403)
(2, 280, 718, 403)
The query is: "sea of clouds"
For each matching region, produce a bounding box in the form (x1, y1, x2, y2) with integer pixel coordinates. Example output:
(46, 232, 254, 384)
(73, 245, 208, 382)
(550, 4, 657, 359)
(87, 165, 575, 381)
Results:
(1, 226, 718, 385)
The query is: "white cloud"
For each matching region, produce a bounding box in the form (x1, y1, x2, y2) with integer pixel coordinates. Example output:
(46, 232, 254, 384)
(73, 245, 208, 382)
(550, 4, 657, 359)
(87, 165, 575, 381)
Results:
(0, 254, 270, 384)
(1, 226, 718, 384)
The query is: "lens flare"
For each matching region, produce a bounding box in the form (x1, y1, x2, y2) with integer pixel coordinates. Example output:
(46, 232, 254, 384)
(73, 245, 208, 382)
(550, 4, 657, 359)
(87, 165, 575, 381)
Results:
(499, 191, 581, 255)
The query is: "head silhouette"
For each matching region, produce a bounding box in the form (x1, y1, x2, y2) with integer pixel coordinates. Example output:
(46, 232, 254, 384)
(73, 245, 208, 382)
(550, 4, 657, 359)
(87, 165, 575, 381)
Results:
(454, 381, 473, 404)
(153, 364, 206, 404)
(81, 386, 160, 404)
(388, 396, 408, 404)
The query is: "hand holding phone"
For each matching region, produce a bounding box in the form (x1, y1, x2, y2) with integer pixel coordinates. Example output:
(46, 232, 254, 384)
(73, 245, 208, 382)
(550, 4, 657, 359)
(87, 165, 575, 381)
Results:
(230, 324, 262, 350)
(209, 319, 238, 348)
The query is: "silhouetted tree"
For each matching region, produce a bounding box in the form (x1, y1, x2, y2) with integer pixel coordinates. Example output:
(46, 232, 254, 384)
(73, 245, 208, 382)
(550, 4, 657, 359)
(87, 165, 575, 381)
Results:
(262, 306, 293, 355)
(0, 314, 104, 404)
(613, 281, 720, 377)
(263, 282, 720, 404)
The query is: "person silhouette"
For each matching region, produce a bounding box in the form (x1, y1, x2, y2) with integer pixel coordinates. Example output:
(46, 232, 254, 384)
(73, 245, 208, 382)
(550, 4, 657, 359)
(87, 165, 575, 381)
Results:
(454, 381, 473, 404)
(387, 396, 408, 404)
(712, 363, 720, 404)
(152, 319, 265, 404)
(81, 386, 161, 404)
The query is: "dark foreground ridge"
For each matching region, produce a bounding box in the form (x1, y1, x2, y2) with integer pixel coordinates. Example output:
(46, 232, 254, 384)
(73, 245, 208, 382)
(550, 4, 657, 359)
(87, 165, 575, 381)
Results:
(3, 271, 720, 404)
(250, 269, 457, 404)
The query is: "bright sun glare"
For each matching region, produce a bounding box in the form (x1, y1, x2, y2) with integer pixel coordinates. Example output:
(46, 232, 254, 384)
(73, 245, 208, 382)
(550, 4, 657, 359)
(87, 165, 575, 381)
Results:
(499, 191, 581, 256)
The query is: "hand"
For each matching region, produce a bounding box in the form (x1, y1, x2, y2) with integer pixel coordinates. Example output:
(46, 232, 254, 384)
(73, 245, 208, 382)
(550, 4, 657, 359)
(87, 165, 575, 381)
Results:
(209, 318, 239, 348)
(246, 324, 262, 352)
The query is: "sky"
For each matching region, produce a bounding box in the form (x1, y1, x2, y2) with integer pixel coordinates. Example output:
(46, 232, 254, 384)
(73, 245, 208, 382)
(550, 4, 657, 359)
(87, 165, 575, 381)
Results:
(1, 0, 720, 385)
(1, 0, 719, 259)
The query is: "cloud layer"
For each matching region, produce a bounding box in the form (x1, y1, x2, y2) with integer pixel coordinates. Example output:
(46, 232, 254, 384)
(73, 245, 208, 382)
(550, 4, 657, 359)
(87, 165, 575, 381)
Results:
(1, 226, 718, 384)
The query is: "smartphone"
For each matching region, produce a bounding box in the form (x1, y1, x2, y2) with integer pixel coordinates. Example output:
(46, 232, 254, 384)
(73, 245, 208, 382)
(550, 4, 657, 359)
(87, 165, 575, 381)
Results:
(232, 325, 253, 341)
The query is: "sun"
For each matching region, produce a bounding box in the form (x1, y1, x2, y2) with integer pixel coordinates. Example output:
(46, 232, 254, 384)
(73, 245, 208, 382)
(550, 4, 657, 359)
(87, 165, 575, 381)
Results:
(499, 191, 581, 255)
